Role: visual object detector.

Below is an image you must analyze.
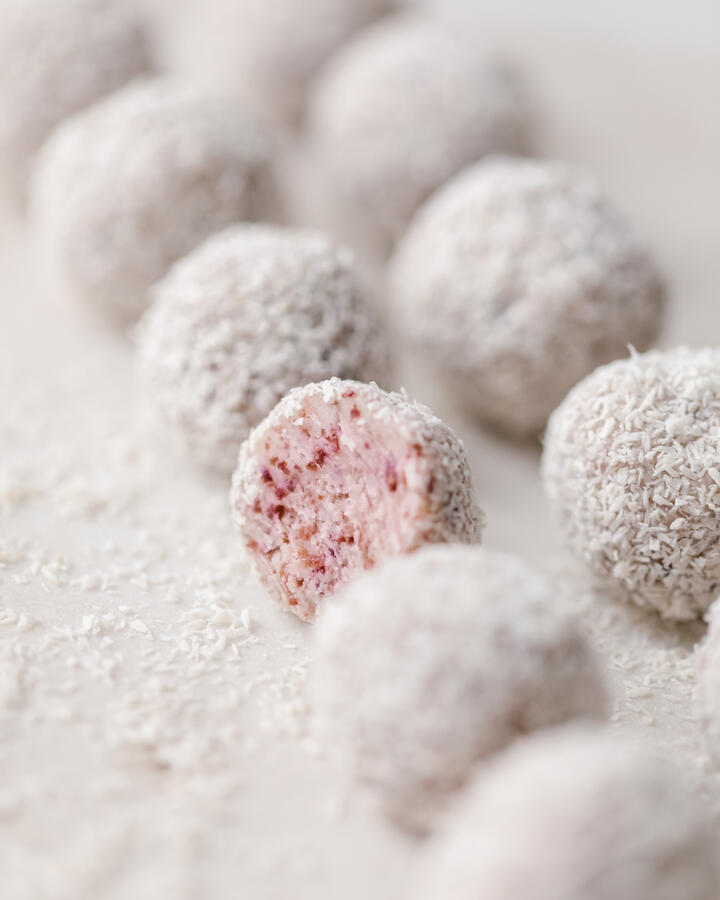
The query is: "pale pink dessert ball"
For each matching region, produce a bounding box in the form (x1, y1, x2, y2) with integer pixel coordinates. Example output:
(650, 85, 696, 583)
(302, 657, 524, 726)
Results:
(543, 347, 720, 620)
(695, 600, 720, 768)
(307, 15, 530, 254)
(230, 379, 484, 621)
(31, 79, 281, 324)
(390, 157, 665, 436)
(312, 547, 607, 832)
(0, 0, 152, 206)
(417, 726, 718, 900)
(138, 225, 391, 472)
(198, 0, 397, 127)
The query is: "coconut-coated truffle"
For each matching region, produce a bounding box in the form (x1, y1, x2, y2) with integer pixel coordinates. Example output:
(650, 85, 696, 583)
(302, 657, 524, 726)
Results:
(416, 726, 718, 900)
(312, 546, 607, 831)
(200, 0, 396, 127)
(0, 0, 151, 206)
(31, 79, 281, 324)
(695, 601, 720, 768)
(307, 16, 530, 253)
(389, 157, 666, 435)
(137, 225, 391, 472)
(230, 380, 484, 622)
(543, 347, 720, 621)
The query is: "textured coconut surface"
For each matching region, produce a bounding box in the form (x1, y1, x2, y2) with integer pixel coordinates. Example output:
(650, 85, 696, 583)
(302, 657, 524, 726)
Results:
(1, 1, 719, 898)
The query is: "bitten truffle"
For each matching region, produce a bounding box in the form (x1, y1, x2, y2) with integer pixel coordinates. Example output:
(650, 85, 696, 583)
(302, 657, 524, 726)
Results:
(694, 601, 720, 768)
(31, 79, 280, 324)
(416, 726, 718, 900)
(0, 0, 151, 206)
(199, 0, 396, 127)
(230, 380, 484, 622)
(137, 225, 391, 472)
(312, 546, 606, 831)
(306, 16, 530, 253)
(543, 347, 720, 620)
(390, 157, 665, 435)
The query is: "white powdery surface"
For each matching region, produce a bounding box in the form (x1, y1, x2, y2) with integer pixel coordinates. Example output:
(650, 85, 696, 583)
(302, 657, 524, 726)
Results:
(1, 231, 719, 898)
(543, 347, 720, 621)
(30, 78, 280, 324)
(389, 157, 665, 436)
(137, 225, 390, 473)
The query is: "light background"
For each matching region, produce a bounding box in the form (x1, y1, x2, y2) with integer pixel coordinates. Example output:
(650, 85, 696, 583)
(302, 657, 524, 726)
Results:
(1, 1, 718, 897)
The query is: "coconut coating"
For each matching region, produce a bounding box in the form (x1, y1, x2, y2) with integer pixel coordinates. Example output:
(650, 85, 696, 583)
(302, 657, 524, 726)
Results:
(137, 225, 391, 472)
(312, 546, 607, 832)
(201, 0, 396, 127)
(695, 601, 720, 768)
(416, 726, 718, 900)
(0, 0, 152, 207)
(30, 79, 281, 324)
(307, 16, 530, 253)
(230, 379, 484, 622)
(543, 347, 720, 621)
(389, 157, 666, 435)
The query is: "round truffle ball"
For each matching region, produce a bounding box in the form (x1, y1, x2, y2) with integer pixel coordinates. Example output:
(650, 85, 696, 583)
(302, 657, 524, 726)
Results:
(306, 15, 530, 254)
(231, 380, 484, 622)
(30, 79, 281, 324)
(312, 545, 607, 831)
(389, 157, 666, 436)
(198, 0, 396, 127)
(0, 0, 151, 206)
(695, 601, 720, 768)
(543, 347, 720, 621)
(416, 726, 718, 900)
(137, 225, 391, 472)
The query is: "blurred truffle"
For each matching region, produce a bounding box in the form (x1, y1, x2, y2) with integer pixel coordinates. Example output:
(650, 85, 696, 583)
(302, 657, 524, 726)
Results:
(312, 545, 606, 831)
(390, 157, 665, 435)
(197, 0, 397, 127)
(416, 726, 718, 900)
(31, 79, 281, 324)
(138, 225, 391, 472)
(306, 15, 530, 254)
(0, 0, 152, 207)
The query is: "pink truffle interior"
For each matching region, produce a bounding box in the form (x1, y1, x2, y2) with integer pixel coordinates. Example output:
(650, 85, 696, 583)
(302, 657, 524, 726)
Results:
(237, 388, 437, 620)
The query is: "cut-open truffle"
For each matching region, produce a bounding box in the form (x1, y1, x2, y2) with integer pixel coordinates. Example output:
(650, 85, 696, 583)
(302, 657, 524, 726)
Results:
(230, 379, 484, 620)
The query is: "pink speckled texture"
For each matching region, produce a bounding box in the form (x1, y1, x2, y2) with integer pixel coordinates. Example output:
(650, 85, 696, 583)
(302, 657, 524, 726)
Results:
(230, 379, 484, 620)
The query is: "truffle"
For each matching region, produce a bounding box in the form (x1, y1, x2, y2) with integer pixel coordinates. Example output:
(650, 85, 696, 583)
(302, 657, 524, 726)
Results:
(695, 600, 720, 768)
(0, 0, 151, 206)
(31, 79, 281, 324)
(306, 16, 530, 254)
(416, 726, 718, 900)
(230, 379, 483, 622)
(389, 157, 666, 435)
(137, 225, 391, 472)
(542, 347, 720, 620)
(198, 0, 396, 127)
(312, 545, 606, 831)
